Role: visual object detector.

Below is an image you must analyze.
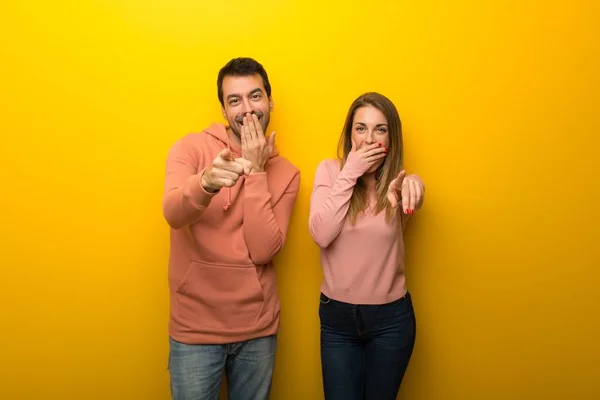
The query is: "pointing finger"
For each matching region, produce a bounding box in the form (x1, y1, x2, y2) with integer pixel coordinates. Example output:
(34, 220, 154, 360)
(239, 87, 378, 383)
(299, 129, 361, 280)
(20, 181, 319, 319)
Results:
(219, 158, 244, 175)
(401, 179, 410, 214)
(235, 157, 253, 175)
(409, 179, 417, 212)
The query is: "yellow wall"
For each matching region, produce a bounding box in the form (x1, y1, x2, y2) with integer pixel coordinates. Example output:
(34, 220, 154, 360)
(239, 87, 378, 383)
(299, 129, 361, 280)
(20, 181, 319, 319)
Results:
(1, 1, 599, 399)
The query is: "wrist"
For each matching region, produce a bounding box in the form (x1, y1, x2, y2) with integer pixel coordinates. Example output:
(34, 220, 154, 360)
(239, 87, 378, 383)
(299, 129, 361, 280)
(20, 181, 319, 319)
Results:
(342, 157, 365, 178)
(250, 163, 265, 174)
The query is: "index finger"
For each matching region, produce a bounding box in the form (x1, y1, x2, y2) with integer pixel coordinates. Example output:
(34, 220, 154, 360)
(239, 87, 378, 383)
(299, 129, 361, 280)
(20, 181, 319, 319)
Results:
(221, 159, 244, 175)
(235, 157, 253, 175)
(246, 113, 257, 139)
(401, 180, 410, 213)
(358, 142, 382, 153)
(252, 113, 265, 139)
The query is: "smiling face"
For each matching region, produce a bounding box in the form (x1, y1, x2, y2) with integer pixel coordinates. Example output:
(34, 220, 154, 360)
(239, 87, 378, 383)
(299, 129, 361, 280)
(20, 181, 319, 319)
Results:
(220, 74, 273, 138)
(351, 105, 390, 173)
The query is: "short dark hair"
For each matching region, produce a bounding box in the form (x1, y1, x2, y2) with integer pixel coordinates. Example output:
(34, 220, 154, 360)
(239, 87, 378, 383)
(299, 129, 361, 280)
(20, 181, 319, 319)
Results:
(217, 57, 272, 107)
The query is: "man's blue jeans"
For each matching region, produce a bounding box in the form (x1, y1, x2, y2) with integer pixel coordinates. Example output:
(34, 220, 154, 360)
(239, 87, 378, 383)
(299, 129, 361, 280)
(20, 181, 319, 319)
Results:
(168, 335, 276, 400)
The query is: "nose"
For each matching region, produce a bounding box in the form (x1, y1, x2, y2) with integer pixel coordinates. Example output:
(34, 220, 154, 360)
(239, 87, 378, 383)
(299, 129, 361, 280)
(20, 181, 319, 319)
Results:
(241, 98, 252, 114)
(364, 129, 375, 145)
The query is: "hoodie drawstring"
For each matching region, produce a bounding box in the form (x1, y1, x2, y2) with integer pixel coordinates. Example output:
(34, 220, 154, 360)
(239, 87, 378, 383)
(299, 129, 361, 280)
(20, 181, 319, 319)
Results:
(223, 140, 232, 211)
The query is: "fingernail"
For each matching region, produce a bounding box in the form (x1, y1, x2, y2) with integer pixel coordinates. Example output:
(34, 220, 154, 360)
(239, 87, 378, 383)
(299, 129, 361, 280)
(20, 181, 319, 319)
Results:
(378, 143, 382, 146)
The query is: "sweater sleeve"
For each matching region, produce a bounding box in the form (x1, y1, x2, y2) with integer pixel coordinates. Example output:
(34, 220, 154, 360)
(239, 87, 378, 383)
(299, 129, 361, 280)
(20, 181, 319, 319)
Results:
(242, 170, 301, 265)
(308, 160, 363, 249)
(162, 139, 218, 229)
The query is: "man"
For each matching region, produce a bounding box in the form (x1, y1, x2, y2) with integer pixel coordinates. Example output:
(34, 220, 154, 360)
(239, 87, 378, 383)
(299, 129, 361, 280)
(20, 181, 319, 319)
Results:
(162, 57, 300, 400)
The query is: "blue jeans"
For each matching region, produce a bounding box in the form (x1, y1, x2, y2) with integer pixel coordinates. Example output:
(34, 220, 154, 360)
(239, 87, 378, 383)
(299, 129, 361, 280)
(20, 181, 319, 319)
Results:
(319, 292, 416, 400)
(168, 335, 276, 400)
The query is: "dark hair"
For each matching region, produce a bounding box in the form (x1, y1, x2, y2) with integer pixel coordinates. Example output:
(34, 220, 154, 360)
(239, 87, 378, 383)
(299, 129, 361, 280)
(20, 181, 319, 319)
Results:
(217, 58, 272, 107)
(337, 92, 404, 224)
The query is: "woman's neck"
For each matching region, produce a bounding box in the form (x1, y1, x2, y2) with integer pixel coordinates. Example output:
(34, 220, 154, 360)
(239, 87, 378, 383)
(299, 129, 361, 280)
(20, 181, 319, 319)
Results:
(363, 172, 377, 190)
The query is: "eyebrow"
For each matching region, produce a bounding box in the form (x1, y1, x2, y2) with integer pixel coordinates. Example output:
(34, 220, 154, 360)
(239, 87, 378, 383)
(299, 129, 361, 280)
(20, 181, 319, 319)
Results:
(354, 122, 389, 127)
(226, 88, 264, 100)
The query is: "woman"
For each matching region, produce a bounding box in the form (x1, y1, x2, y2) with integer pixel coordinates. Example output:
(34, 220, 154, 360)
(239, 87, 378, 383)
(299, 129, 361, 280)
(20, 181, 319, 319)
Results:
(309, 92, 425, 400)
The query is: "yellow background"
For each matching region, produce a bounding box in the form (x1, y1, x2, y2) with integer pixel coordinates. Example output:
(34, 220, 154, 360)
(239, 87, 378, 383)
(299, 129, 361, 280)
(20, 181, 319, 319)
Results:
(1, 1, 599, 399)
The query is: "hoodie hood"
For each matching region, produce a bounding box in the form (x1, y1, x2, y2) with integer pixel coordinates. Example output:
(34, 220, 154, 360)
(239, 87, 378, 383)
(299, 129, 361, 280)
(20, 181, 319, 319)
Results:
(204, 123, 279, 210)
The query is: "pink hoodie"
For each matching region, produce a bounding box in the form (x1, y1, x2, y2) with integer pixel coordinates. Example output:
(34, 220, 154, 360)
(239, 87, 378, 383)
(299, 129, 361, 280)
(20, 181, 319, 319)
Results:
(162, 123, 300, 344)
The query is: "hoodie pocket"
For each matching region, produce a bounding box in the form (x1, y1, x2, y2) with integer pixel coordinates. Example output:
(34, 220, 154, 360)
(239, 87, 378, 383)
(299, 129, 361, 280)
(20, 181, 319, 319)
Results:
(175, 261, 265, 331)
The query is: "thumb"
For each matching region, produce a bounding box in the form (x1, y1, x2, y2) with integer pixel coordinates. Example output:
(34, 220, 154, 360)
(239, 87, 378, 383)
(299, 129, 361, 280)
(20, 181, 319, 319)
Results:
(350, 140, 357, 152)
(395, 170, 407, 211)
(219, 148, 235, 161)
(397, 170, 406, 183)
(387, 180, 399, 208)
(389, 170, 406, 191)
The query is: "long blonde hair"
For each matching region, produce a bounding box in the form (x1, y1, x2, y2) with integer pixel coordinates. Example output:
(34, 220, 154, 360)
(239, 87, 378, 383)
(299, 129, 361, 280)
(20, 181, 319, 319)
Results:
(337, 92, 404, 224)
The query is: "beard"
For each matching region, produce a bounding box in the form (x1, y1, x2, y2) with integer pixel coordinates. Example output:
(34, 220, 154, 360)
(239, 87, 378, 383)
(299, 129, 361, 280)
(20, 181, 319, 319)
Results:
(228, 110, 270, 138)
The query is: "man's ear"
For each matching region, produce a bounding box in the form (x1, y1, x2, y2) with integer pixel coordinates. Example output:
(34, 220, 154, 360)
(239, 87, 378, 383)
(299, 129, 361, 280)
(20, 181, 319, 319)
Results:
(269, 97, 274, 112)
(221, 106, 227, 120)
